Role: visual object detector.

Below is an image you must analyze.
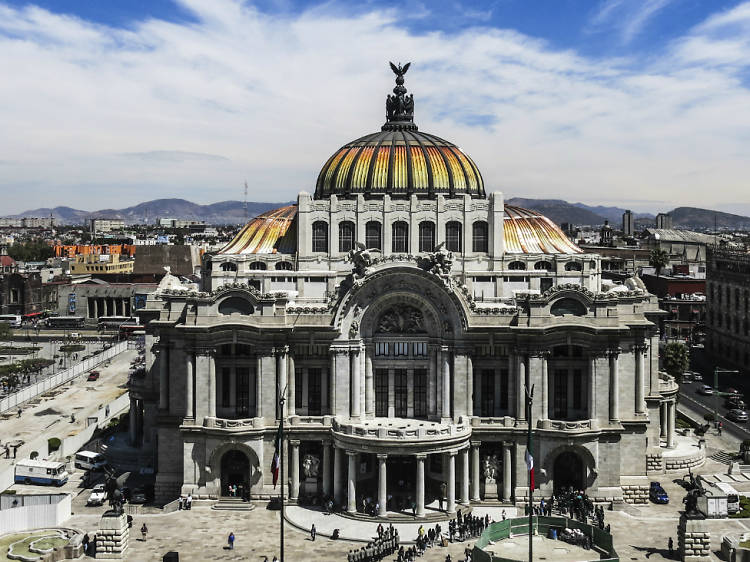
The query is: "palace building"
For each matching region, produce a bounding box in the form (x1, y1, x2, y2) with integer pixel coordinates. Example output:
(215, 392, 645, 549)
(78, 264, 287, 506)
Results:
(135, 64, 678, 511)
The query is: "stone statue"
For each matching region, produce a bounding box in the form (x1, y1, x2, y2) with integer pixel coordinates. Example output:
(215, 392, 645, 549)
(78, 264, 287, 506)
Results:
(385, 62, 414, 124)
(348, 243, 374, 279)
(683, 488, 704, 520)
(376, 306, 425, 334)
(103, 469, 130, 516)
(421, 242, 453, 276)
(482, 454, 500, 483)
(302, 454, 320, 479)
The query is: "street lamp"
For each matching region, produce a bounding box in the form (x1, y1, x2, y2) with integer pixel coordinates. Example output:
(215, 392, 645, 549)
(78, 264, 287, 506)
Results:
(714, 367, 740, 427)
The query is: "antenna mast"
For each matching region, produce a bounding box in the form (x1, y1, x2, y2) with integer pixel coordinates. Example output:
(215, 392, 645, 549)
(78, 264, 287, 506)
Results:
(244, 180, 248, 221)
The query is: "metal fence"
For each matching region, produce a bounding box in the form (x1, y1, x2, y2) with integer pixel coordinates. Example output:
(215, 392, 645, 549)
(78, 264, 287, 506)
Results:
(0, 341, 128, 414)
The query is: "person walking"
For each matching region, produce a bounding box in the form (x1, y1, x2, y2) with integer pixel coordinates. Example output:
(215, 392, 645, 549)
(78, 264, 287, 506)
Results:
(311, 523, 316, 541)
(17, 408, 21, 418)
(140, 523, 148, 542)
(228, 532, 235, 550)
(82, 533, 90, 555)
(668, 537, 674, 557)
(186, 493, 192, 510)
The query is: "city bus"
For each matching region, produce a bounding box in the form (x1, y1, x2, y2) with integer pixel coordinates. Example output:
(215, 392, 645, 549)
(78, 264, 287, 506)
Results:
(98, 316, 135, 332)
(0, 314, 22, 328)
(46, 316, 85, 329)
(15, 459, 69, 486)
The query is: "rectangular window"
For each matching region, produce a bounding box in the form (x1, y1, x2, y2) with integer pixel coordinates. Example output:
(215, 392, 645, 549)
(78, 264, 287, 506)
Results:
(375, 342, 390, 356)
(236, 367, 250, 418)
(308, 368, 322, 415)
(445, 222, 462, 252)
(412, 342, 427, 356)
(553, 370, 567, 419)
(419, 222, 435, 252)
(365, 222, 382, 251)
(392, 222, 409, 253)
(375, 369, 389, 417)
(394, 369, 407, 417)
(500, 369, 509, 410)
(295, 369, 303, 410)
(394, 342, 409, 356)
(414, 370, 427, 418)
(572, 369, 582, 410)
(222, 367, 231, 408)
(481, 369, 495, 417)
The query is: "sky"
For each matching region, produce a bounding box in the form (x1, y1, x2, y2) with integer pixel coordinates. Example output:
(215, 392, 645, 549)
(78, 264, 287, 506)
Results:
(1, 0, 750, 215)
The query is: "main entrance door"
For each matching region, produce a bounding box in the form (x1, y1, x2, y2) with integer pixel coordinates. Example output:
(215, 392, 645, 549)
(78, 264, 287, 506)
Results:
(221, 450, 250, 497)
(553, 451, 585, 493)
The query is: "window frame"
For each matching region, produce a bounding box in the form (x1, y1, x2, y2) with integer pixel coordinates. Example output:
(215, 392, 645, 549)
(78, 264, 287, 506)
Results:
(445, 221, 462, 252)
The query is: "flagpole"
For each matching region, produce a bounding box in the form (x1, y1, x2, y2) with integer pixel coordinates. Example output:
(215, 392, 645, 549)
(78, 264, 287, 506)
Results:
(526, 384, 535, 562)
(279, 391, 286, 562)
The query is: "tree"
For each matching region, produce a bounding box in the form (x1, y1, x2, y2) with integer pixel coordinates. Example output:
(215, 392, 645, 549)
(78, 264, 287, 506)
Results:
(663, 341, 689, 379)
(649, 248, 670, 277)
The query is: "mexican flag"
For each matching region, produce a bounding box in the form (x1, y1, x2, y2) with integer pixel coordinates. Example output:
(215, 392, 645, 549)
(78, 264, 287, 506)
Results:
(271, 422, 283, 488)
(525, 429, 534, 490)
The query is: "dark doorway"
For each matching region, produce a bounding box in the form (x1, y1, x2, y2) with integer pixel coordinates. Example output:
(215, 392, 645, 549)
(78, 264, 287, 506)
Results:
(553, 451, 585, 493)
(387, 456, 416, 512)
(221, 449, 250, 497)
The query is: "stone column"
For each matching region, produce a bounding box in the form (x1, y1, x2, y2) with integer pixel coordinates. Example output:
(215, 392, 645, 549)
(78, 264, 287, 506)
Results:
(290, 440, 300, 501)
(255, 355, 263, 418)
(287, 353, 296, 416)
(129, 397, 137, 444)
(608, 349, 620, 423)
(158, 345, 169, 410)
(333, 447, 344, 505)
(634, 343, 647, 415)
(329, 351, 336, 415)
(441, 347, 451, 422)
(416, 454, 426, 518)
(541, 352, 549, 420)
(322, 441, 332, 497)
(471, 441, 481, 501)
(460, 447, 470, 505)
(466, 355, 474, 417)
(587, 354, 596, 419)
(517, 354, 526, 421)
(667, 400, 676, 449)
(502, 443, 512, 502)
(365, 348, 375, 418)
(378, 454, 388, 517)
(447, 451, 456, 514)
(208, 351, 216, 418)
(185, 349, 194, 419)
(660, 402, 667, 439)
(347, 451, 358, 514)
(351, 347, 361, 419)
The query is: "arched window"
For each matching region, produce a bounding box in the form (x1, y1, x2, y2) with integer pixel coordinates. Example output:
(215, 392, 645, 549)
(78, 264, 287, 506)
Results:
(565, 262, 582, 271)
(392, 221, 409, 253)
(508, 261, 526, 270)
(551, 298, 587, 316)
(218, 297, 254, 315)
(275, 262, 293, 271)
(312, 221, 328, 253)
(589, 260, 597, 270)
(419, 221, 435, 252)
(249, 262, 267, 270)
(472, 221, 489, 253)
(445, 221, 462, 252)
(365, 221, 382, 251)
(338, 221, 355, 253)
(220, 262, 237, 272)
(534, 261, 552, 271)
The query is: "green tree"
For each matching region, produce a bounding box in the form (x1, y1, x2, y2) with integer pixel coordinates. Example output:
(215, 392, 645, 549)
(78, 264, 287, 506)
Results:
(663, 341, 689, 378)
(7, 240, 54, 262)
(0, 324, 12, 350)
(649, 248, 670, 277)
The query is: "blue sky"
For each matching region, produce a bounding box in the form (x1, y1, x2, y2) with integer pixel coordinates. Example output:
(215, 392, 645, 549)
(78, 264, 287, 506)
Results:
(1, 0, 750, 214)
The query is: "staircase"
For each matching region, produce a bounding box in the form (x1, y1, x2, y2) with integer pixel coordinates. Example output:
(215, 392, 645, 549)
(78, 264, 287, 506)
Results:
(211, 497, 256, 511)
(710, 451, 736, 465)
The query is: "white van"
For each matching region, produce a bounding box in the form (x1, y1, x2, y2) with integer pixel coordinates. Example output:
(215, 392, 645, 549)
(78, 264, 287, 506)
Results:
(15, 459, 69, 486)
(75, 451, 108, 471)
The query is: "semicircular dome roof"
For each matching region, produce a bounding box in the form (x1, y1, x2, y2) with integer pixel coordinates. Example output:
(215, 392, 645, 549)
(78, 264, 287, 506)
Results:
(315, 62, 484, 200)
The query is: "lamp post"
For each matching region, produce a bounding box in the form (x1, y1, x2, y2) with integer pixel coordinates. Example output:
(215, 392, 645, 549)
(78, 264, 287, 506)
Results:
(714, 367, 739, 427)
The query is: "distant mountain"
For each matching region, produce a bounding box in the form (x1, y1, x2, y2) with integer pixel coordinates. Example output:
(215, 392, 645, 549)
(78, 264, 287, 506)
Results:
(670, 207, 750, 229)
(13, 198, 288, 225)
(506, 198, 607, 226)
(571, 203, 654, 224)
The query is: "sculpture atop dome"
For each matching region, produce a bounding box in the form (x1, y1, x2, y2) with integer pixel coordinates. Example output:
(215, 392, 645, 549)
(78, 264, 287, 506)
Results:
(384, 61, 416, 131)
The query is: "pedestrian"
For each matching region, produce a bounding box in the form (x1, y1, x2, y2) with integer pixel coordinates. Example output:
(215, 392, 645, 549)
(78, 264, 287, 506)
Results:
(668, 537, 674, 556)
(501, 509, 506, 521)
(140, 523, 148, 541)
(82, 533, 90, 555)
(17, 408, 21, 418)
(311, 523, 316, 541)
(718, 421, 723, 436)
(228, 531, 235, 549)
(186, 493, 192, 510)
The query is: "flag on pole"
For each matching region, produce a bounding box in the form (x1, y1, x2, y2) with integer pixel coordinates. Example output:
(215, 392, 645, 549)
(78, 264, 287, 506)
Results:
(271, 422, 283, 488)
(525, 429, 534, 490)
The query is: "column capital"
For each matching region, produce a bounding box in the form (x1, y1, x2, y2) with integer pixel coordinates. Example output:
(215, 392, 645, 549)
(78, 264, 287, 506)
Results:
(193, 346, 215, 357)
(346, 450, 358, 458)
(377, 453, 388, 461)
(631, 342, 649, 353)
(470, 440, 482, 448)
(605, 347, 621, 359)
(289, 439, 300, 447)
(274, 345, 290, 356)
(440, 345, 451, 353)
(330, 346, 350, 356)
(415, 453, 428, 460)
(447, 449, 457, 457)
(529, 350, 549, 359)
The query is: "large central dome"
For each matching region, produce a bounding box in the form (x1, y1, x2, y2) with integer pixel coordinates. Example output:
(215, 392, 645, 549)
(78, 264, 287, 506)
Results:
(315, 63, 484, 200)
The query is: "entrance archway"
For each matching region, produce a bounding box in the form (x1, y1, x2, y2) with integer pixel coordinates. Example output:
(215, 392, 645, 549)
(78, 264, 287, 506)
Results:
(553, 451, 585, 493)
(221, 449, 250, 497)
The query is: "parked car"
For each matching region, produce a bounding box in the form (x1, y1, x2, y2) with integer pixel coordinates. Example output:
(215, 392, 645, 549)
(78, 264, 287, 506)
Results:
(87, 484, 106, 506)
(87, 371, 100, 382)
(697, 385, 713, 396)
(692, 373, 703, 382)
(650, 481, 669, 504)
(681, 372, 693, 383)
(726, 409, 749, 423)
(725, 396, 746, 410)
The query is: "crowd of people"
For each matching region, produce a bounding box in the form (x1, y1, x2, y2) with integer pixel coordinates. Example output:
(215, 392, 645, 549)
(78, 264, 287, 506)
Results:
(447, 511, 489, 542)
(346, 524, 399, 562)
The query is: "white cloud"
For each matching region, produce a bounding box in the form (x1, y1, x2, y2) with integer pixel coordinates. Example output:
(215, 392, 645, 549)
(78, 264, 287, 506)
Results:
(0, 0, 749, 215)
(588, 0, 673, 44)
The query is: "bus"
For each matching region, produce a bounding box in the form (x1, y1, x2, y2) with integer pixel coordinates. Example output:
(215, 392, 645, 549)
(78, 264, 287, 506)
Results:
(0, 314, 22, 328)
(98, 316, 135, 332)
(46, 316, 85, 329)
(15, 459, 69, 486)
(74, 450, 108, 471)
(119, 324, 145, 339)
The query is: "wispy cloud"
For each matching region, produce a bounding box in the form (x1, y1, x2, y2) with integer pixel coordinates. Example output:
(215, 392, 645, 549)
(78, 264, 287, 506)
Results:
(0, 0, 749, 214)
(588, 0, 673, 44)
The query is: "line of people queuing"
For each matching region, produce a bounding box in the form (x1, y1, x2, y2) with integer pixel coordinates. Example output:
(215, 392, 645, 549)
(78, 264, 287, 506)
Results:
(347, 524, 399, 562)
(448, 511, 489, 542)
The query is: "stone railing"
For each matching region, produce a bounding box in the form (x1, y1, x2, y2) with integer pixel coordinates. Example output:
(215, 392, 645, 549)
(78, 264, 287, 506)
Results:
(288, 415, 333, 426)
(537, 419, 601, 432)
(203, 417, 265, 430)
(332, 419, 470, 441)
(472, 416, 516, 428)
(659, 372, 679, 395)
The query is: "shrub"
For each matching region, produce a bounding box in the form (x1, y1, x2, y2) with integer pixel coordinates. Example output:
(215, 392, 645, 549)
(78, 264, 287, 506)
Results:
(48, 438, 62, 452)
(704, 413, 715, 423)
(30, 451, 39, 460)
(60, 344, 85, 353)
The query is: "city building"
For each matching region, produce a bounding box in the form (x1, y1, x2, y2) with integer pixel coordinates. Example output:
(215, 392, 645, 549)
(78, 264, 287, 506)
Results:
(622, 210, 634, 237)
(70, 254, 134, 275)
(0, 271, 43, 315)
(655, 213, 673, 230)
(641, 228, 716, 266)
(158, 218, 207, 229)
(55, 278, 156, 321)
(0, 217, 56, 228)
(706, 247, 750, 371)
(136, 66, 673, 510)
(90, 218, 125, 233)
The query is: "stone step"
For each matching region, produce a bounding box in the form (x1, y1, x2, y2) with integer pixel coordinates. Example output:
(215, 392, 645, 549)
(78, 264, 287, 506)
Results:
(211, 499, 256, 511)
